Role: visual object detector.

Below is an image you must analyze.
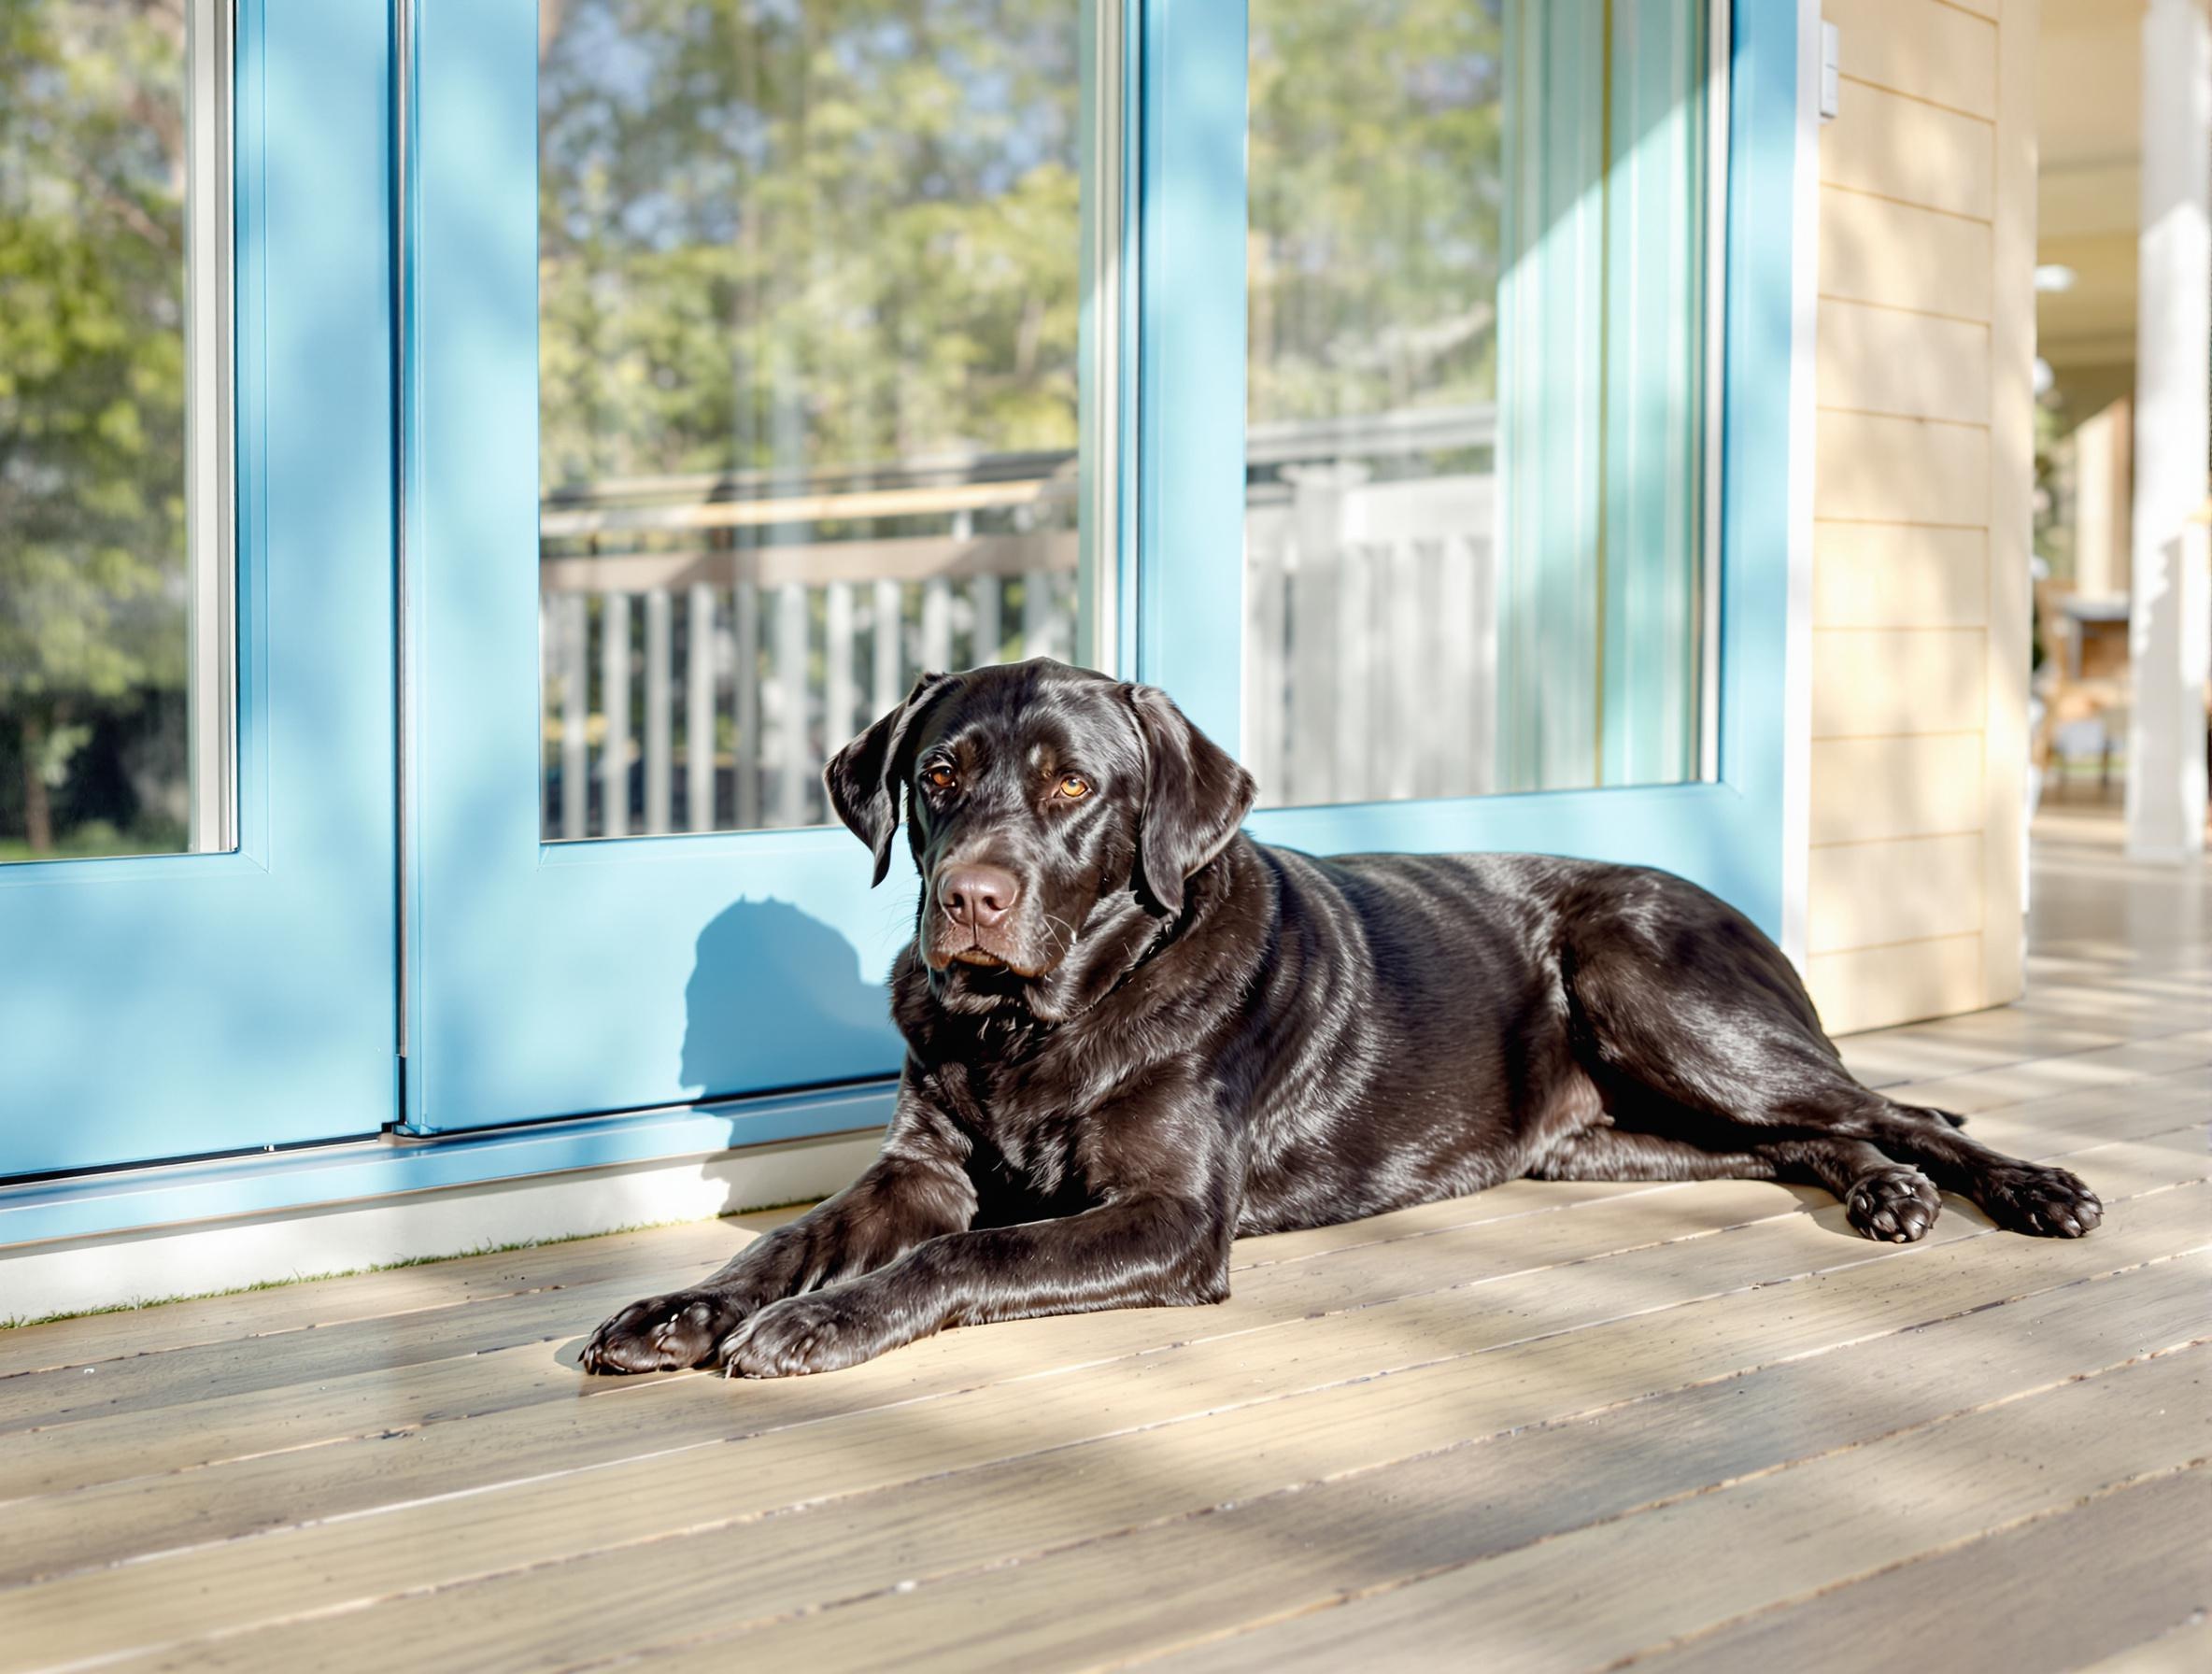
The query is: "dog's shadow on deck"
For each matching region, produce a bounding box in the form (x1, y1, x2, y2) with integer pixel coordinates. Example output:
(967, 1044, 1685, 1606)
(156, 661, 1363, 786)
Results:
(677, 897, 902, 1099)
(557, 899, 901, 1377)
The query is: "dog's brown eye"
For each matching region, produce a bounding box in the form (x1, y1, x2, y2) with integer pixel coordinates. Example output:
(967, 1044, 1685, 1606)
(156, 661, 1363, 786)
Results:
(1056, 774, 1091, 801)
(924, 764, 957, 791)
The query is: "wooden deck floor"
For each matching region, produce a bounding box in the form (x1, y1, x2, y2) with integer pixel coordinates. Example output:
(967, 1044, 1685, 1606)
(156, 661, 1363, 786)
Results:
(3, 801, 2206, 1672)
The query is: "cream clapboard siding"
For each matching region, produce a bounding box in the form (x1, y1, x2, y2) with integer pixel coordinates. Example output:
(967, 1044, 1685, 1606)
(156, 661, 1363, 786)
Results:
(1806, 0, 2036, 1034)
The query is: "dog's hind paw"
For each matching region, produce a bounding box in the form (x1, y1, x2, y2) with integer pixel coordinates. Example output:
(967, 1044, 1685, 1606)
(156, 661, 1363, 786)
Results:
(1974, 1163, 2102, 1238)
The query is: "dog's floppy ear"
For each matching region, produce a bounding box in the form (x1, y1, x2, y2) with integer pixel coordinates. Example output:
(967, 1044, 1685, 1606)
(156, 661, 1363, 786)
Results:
(824, 672, 952, 887)
(1125, 683, 1258, 915)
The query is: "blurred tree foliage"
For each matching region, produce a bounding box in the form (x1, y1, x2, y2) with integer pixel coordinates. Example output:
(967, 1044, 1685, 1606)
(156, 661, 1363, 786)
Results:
(0, 0, 189, 853)
(536, 0, 1506, 488)
(1248, 0, 1504, 426)
(538, 0, 1085, 490)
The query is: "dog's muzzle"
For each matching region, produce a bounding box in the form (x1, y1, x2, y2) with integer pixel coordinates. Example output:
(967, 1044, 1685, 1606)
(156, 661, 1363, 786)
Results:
(928, 861, 1033, 972)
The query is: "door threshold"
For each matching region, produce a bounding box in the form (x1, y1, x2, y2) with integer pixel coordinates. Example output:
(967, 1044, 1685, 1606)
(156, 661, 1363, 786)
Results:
(0, 1083, 893, 1323)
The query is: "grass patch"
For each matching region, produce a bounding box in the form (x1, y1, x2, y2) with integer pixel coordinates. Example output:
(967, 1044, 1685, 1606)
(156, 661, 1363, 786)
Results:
(0, 821, 188, 865)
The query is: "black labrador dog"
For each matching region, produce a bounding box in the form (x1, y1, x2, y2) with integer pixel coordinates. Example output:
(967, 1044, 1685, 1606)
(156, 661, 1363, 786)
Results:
(583, 659, 2100, 1379)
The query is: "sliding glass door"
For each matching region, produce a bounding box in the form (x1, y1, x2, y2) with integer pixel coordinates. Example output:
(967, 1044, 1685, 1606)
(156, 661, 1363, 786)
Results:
(407, 0, 1797, 1137)
(0, 0, 1798, 1177)
(403, 0, 1127, 1130)
(1200, 0, 1794, 932)
(1234, 0, 1727, 802)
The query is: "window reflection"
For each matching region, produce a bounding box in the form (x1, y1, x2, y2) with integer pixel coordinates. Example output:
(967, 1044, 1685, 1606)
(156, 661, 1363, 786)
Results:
(1244, 0, 1713, 808)
(0, 0, 226, 862)
(537, 0, 1087, 838)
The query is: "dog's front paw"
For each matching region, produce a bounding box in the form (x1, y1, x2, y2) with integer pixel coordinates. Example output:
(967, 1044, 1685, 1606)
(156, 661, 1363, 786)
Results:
(580, 1288, 749, 1374)
(1845, 1165, 1941, 1242)
(1975, 1163, 2103, 1238)
(718, 1292, 884, 1379)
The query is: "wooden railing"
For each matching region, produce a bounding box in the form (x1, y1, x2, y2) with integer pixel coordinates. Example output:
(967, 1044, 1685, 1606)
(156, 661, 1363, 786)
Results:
(539, 464, 1079, 837)
(541, 406, 1501, 837)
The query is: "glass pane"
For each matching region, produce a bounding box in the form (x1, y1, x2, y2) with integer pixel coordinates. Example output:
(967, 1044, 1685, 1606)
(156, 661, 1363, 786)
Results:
(538, 0, 1089, 840)
(0, 0, 231, 862)
(1243, 0, 1712, 809)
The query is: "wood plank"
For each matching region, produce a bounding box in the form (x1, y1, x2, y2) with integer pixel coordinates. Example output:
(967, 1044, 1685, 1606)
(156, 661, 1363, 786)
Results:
(5, 1191, 1982, 1590)
(7, 1042, 2194, 1448)
(8, 1130, 2199, 1614)
(731, 578, 759, 826)
(1617, 1468, 2211, 1672)
(1884, 1043, 2212, 1132)
(1838, 990, 2211, 1088)
(0, 1211, 785, 1379)
(685, 581, 715, 831)
(556, 592, 588, 837)
(599, 591, 631, 837)
(1856, 1026, 2212, 1108)
(1121, 1354, 2212, 1674)
(538, 476, 1071, 541)
(643, 588, 674, 832)
(1847, 993, 2212, 1072)
(0, 1178, 1648, 1438)
(1819, 301, 1991, 423)
(0, 1179, 1630, 1382)
(1820, 76, 1994, 220)
(1822, 0, 1998, 120)
(0, 1175, 1831, 1498)
(1811, 735, 1986, 844)
(1812, 628, 1985, 736)
(7, 1065, 2198, 1516)
(1809, 831, 1983, 955)
(11, 1002, 2180, 1391)
(871, 577, 903, 716)
(772, 580, 811, 826)
(1814, 412, 1991, 525)
(1814, 520, 1987, 629)
(652, 1337, 2212, 1673)
(1822, 187, 1993, 319)
(1996, 981, 2212, 1035)
(35, 1206, 2208, 1674)
(2083, 1618, 2212, 1674)
(0, 919, 2194, 1663)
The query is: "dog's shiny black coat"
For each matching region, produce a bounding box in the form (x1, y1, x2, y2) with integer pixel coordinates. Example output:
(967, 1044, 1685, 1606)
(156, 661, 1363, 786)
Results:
(583, 660, 2101, 1379)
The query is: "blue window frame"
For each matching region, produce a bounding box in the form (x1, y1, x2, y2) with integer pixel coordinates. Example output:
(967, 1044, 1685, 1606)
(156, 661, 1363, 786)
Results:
(0, 0, 399, 1179)
(1143, 0, 1799, 943)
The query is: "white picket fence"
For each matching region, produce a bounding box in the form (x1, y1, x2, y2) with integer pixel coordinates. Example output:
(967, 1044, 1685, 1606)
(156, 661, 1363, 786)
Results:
(542, 414, 1502, 837)
(1243, 467, 1499, 808)
(541, 533, 1079, 838)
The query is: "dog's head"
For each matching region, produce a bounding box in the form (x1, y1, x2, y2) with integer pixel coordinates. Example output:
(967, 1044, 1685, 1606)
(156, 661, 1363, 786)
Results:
(825, 660, 1255, 1004)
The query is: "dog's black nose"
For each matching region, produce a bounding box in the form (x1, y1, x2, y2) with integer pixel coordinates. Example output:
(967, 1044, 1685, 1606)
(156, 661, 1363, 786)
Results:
(938, 863, 1020, 930)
